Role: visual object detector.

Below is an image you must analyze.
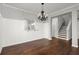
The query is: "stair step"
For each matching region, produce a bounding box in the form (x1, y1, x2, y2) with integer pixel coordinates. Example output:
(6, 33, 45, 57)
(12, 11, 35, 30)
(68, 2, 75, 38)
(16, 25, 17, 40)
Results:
(59, 31, 66, 33)
(60, 30, 66, 32)
(57, 37, 66, 40)
(58, 35, 66, 36)
(58, 36, 66, 38)
(59, 32, 66, 34)
(58, 37, 66, 39)
(60, 30, 66, 31)
(58, 35, 66, 37)
(58, 33, 66, 35)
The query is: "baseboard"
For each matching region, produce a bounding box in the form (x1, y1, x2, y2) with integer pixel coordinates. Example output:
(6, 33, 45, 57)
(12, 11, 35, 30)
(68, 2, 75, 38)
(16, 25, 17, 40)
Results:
(72, 44, 78, 48)
(72, 39, 79, 48)
(78, 39, 79, 48)
(44, 36, 52, 40)
(48, 37, 52, 40)
(2, 37, 52, 48)
(0, 47, 2, 54)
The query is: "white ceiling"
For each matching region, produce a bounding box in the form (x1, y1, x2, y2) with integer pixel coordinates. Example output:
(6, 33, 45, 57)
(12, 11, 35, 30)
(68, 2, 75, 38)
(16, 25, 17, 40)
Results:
(5, 3, 78, 15)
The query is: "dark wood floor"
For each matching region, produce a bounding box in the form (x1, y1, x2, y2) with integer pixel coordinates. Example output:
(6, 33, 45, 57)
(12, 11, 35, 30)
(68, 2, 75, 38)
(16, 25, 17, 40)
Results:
(1, 38, 79, 55)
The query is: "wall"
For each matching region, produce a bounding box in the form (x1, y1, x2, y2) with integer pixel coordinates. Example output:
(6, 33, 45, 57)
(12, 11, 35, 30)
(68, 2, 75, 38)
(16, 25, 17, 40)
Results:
(77, 21, 79, 38)
(0, 15, 2, 53)
(62, 13, 72, 26)
(58, 16, 64, 31)
(52, 17, 58, 37)
(43, 22, 51, 39)
(0, 4, 2, 53)
(0, 4, 46, 47)
(58, 13, 71, 30)
(77, 12, 79, 39)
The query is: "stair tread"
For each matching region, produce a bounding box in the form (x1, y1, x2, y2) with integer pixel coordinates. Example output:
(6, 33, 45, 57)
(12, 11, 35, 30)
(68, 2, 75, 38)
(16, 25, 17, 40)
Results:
(57, 37, 66, 39)
(59, 33, 66, 34)
(59, 32, 66, 33)
(58, 34, 66, 36)
(58, 35, 66, 36)
(57, 36, 66, 38)
(58, 35, 66, 37)
(58, 37, 66, 38)
(57, 38, 66, 39)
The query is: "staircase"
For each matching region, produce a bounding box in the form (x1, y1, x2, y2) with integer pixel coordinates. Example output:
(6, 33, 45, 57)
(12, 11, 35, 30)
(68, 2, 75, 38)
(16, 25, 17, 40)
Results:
(58, 26, 67, 40)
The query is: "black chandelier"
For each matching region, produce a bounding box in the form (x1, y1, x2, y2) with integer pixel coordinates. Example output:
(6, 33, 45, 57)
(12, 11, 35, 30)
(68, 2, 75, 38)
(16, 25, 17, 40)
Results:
(38, 3, 48, 22)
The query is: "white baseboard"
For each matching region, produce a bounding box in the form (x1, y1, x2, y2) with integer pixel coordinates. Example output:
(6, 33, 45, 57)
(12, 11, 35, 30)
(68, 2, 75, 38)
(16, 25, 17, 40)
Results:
(45, 37, 52, 40)
(0, 47, 2, 54)
(72, 44, 78, 48)
(48, 37, 52, 40)
(2, 37, 49, 47)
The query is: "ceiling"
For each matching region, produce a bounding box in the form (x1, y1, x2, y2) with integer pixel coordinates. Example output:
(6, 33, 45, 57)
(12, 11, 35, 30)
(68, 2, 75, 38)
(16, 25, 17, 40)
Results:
(4, 3, 78, 15)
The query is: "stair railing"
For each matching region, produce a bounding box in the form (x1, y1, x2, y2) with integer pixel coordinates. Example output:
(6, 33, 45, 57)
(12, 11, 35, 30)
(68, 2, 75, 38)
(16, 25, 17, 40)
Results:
(66, 20, 72, 40)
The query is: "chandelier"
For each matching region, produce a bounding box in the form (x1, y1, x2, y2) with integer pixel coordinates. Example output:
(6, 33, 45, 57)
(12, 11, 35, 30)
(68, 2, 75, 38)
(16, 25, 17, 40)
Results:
(38, 3, 48, 22)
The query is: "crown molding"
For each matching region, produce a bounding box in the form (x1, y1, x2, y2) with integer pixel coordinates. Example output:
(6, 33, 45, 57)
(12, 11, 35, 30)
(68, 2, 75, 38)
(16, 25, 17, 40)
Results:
(49, 4, 79, 17)
(2, 3, 37, 16)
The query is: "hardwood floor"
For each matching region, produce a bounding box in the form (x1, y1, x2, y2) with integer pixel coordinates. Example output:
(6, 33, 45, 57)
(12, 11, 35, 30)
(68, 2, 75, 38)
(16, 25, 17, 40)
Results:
(1, 38, 79, 55)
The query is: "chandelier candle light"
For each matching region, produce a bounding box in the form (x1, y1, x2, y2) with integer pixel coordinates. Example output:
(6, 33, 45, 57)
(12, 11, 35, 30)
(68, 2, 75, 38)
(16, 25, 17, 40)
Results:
(38, 3, 48, 22)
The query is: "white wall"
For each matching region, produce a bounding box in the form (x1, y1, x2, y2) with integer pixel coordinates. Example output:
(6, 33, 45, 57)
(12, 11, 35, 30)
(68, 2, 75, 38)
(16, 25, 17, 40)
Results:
(52, 17, 58, 37)
(58, 16, 64, 31)
(0, 15, 2, 53)
(0, 4, 2, 53)
(62, 13, 72, 26)
(77, 12, 79, 39)
(77, 21, 79, 38)
(43, 22, 51, 39)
